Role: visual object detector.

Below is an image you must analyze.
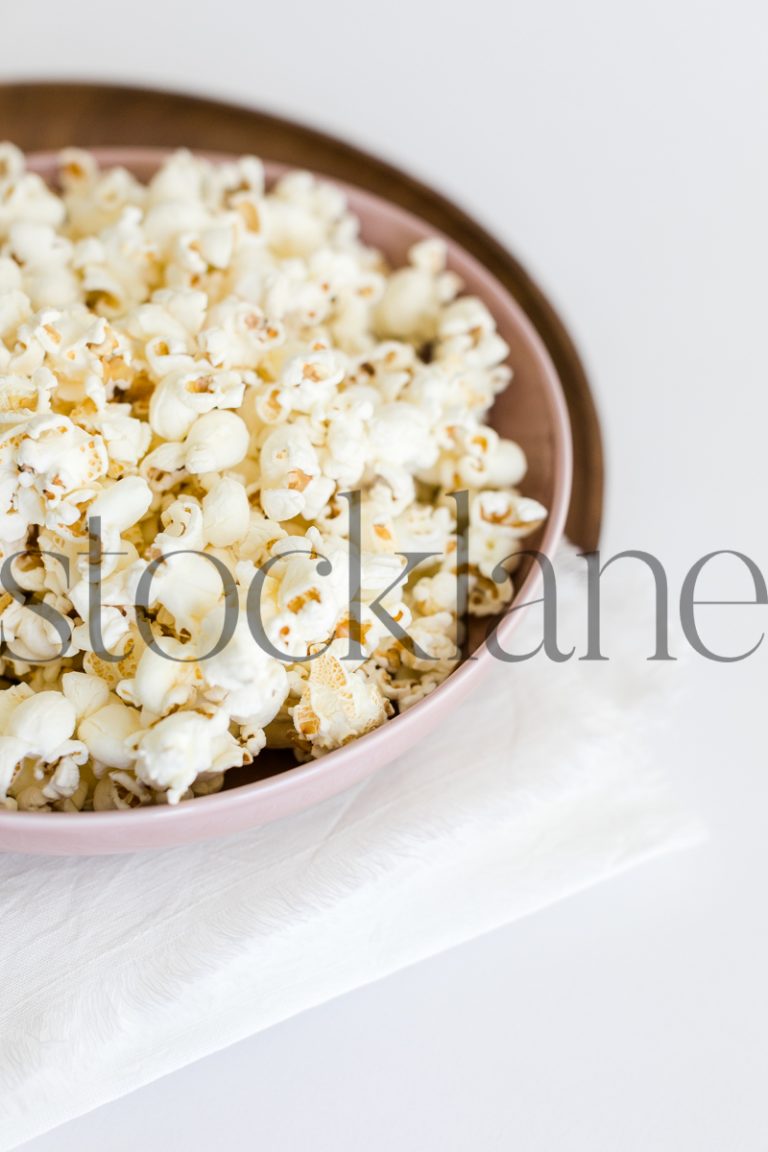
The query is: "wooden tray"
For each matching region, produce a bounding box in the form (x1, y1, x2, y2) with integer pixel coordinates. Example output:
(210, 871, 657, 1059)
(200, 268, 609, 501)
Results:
(0, 81, 603, 548)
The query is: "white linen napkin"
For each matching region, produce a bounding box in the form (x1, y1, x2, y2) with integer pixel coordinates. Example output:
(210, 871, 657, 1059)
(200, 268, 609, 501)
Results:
(0, 546, 702, 1150)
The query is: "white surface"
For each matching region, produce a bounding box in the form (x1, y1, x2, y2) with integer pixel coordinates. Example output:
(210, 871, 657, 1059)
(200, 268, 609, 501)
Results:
(0, 548, 699, 1151)
(3, 0, 767, 1148)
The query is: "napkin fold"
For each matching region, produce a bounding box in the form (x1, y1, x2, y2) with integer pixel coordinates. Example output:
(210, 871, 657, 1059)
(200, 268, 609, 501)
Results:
(0, 546, 702, 1150)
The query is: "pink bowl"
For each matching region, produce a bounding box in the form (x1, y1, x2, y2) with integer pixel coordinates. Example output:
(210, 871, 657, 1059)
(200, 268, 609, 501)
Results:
(0, 148, 572, 855)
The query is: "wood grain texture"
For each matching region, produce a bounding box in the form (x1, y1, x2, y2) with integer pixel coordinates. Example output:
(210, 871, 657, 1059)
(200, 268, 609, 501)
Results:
(0, 81, 603, 548)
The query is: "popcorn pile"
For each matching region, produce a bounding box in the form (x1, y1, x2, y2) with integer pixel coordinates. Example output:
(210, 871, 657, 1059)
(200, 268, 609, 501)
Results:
(0, 145, 546, 812)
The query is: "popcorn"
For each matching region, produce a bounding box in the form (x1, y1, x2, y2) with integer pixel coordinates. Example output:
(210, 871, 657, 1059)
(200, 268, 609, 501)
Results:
(202, 476, 250, 547)
(0, 598, 71, 663)
(61, 670, 110, 718)
(199, 299, 284, 370)
(469, 490, 547, 581)
(0, 146, 547, 812)
(93, 770, 151, 811)
(258, 535, 350, 657)
(368, 401, 437, 475)
(79, 700, 144, 770)
(148, 365, 244, 440)
(259, 424, 333, 521)
(392, 502, 455, 561)
(142, 550, 227, 632)
(182, 410, 249, 474)
(88, 476, 153, 549)
(0, 688, 86, 800)
(436, 295, 509, 369)
(0, 413, 108, 539)
(0, 146, 65, 238)
(197, 610, 288, 727)
(117, 638, 200, 718)
(292, 645, 391, 754)
(127, 710, 246, 804)
(153, 496, 205, 555)
(6, 691, 76, 750)
(85, 404, 151, 467)
(374, 266, 441, 343)
(42, 751, 87, 802)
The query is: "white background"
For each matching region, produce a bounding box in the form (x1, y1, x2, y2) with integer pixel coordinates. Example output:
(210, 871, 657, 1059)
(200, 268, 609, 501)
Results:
(4, 0, 768, 1148)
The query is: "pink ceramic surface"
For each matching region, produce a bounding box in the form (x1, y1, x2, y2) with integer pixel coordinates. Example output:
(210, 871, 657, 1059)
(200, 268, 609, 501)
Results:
(0, 149, 572, 855)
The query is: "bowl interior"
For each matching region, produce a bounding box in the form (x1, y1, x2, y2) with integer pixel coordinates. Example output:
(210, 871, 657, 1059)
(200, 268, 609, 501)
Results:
(0, 148, 571, 851)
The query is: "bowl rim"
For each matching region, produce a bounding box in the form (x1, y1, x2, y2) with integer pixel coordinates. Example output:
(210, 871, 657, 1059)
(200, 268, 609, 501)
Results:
(0, 146, 572, 847)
